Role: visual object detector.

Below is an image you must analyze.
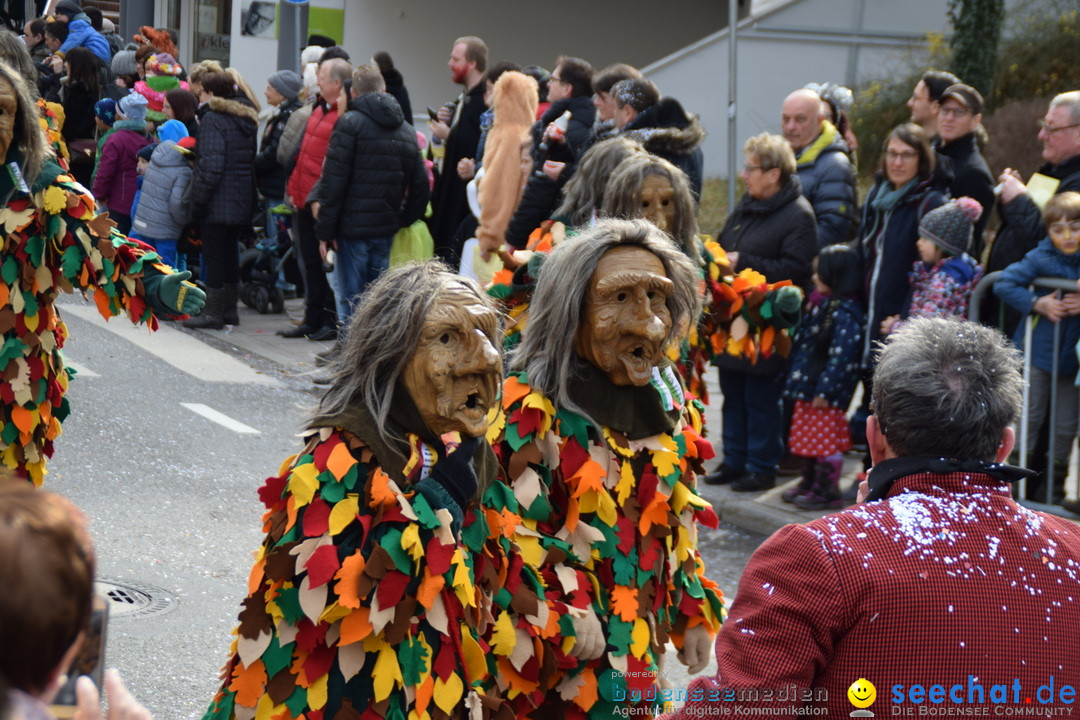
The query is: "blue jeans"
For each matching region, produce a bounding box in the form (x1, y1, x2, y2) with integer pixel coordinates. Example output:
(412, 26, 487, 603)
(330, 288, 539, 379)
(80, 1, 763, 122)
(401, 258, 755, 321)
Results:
(330, 236, 391, 328)
(719, 368, 785, 475)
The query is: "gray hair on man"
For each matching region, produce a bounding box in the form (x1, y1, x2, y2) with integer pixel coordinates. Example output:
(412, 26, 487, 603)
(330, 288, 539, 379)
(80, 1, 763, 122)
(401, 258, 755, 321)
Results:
(308, 260, 499, 446)
(511, 218, 701, 422)
(871, 316, 1022, 462)
(351, 63, 385, 96)
(324, 57, 352, 86)
(1049, 90, 1080, 125)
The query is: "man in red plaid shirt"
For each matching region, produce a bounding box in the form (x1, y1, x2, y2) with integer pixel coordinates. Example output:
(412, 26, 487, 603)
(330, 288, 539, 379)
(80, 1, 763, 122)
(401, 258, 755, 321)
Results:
(665, 316, 1080, 717)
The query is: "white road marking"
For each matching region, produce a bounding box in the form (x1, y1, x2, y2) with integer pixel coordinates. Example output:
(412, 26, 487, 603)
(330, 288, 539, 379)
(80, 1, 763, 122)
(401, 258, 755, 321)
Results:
(64, 359, 100, 377)
(59, 303, 279, 386)
(180, 403, 261, 434)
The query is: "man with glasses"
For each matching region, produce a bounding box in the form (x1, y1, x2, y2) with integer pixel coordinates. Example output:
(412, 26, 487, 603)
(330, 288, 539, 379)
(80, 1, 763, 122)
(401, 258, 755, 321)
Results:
(906, 69, 960, 139)
(934, 84, 995, 254)
(988, 91, 1080, 302)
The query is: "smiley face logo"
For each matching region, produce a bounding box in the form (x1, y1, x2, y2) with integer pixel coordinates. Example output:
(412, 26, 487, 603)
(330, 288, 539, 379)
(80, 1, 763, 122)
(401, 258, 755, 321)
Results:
(847, 678, 877, 709)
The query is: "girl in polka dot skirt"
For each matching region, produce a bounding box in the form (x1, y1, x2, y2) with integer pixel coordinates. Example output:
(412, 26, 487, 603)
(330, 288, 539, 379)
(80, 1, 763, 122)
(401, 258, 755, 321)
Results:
(782, 244, 865, 509)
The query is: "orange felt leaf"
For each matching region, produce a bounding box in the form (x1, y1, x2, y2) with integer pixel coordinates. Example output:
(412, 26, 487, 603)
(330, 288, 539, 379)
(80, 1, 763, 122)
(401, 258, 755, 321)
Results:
(285, 495, 298, 533)
(760, 325, 776, 359)
(339, 606, 373, 646)
(93, 287, 113, 318)
(0, 283, 8, 308)
(248, 555, 266, 597)
(575, 667, 599, 711)
(611, 585, 639, 622)
(639, 498, 669, 535)
(503, 375, 531, 408)
(564, 497, 580, 533)
(325, 441, 357, 481)
(229, 658, 268, 708)
(414, 675, 435, 718)
(569, 459, 605, 499)
(491, 268, 513, 286)
(499, 656, 541, 695)
(369, 468, 396, 507)
(334, 551, 366, 609)
(415, 568, 445, 610)
(10, 406, 31, 435)
(498, 507, 521, 538)
(541, 602, 562, 638)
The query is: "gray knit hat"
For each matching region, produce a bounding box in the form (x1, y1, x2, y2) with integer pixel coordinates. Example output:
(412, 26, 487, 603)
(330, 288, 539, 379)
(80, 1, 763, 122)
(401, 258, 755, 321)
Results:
(267, 70, 302, 100)
(919, 197, 983, 256)
(111, 50, 137, 77)
(118, 92, 148, 125)
(54, 0, 80, 17)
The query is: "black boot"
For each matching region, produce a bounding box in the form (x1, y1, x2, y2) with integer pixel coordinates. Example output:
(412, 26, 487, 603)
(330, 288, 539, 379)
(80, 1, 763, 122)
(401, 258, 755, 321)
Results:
(781, 458, 817, 503)
(183, 287, 225, 329)
(222, 283, 240, 326)
(794, 458, 844, 510)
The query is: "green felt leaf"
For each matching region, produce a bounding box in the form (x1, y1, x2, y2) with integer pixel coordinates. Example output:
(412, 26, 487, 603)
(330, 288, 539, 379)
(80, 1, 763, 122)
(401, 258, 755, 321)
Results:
(1, 420, 18, 445)
(320, 478, 346, 504)
(606, 616, 633, 654)
(482, 480, 518, 513)
(493, 587, 512, 610)
(411, 491, 441, 530)
(504, 420, 529, 452)
(33, 378, 46, 405)
(205, 692, 234, 720)
(379, 528, 412, 573)
(261, 635, 294, 677)
(1, 256, 17, 285)
(283, 683, 309, 717)
(275, 586, 304, 626)
(25, 234, 44, 266)
(340, 463, 361, 492)
(523, 492, 551, 523)
(0, 336, 26, 366)
(46, 214, 60, 241)
(398, 635, 429, 685)
(558, 612, 575, 638)
(555, 409, 591, 449)
(460, 509, 487, 550)
(597, 667, 626, 701)
(21, 291, 37, 318)
(55, 396, 70, 423)
(613, 552, 636, 585)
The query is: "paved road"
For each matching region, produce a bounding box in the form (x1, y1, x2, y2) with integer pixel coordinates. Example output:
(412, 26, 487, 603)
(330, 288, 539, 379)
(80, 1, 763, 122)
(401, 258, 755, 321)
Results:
(46, 294, 766, 719)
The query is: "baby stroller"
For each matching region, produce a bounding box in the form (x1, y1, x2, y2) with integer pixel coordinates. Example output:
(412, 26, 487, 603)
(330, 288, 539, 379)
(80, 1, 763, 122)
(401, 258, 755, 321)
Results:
(239, 204, 296, 314)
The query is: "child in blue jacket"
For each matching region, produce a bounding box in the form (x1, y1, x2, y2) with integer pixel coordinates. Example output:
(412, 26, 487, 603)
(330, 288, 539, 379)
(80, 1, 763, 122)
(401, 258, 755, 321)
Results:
(994, 191, 1080, 507)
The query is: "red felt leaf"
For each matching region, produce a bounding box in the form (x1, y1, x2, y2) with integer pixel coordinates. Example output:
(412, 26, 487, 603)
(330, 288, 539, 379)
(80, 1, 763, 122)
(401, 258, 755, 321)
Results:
(375, 570, 410, 609)
(559, 438, 589, 477)
(258, 474, 288, 509)
(695, 505, 720, 529)
(432, 640, 456, 679)
(305, 543, 341, 588)
(295, 617, 327, 653)
(302, 497, 331, 537)
(615, 516, 636, 555)
(128, 294, 147, 321)
(425, 538, 455, 576)
(511, 406, 543, 438)
(379, 505, 408, 525)
(301, 642, 335, 686)
(312, 435, 336, 470)
(694, 436, 715, 461)
(678, 587, 703, 617)
(638, 537, 661, 572)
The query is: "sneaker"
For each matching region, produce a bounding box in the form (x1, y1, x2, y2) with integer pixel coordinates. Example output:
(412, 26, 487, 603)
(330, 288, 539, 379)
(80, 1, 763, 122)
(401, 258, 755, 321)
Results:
(703, 464, 744, 486)
(731, 472, 776, 492)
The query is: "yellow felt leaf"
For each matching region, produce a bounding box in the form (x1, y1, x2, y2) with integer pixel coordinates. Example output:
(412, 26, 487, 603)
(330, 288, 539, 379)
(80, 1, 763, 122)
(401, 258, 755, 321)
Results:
(328, 494, 360, 535)
(615, 461, 635, 505)
(288, 463, 319, 507)
(515, 534, 543, 568)
(434, 673, 464, 716)
(252, 693, 277, 720)
(372, 644, 403, 702)
(307, 671, 329, 710)
(451, 549, 474, 606)
(594, 491, 617, 528)
(401, 523, 424, 566)
(630, 617, 650, 658)
(325, 441, 357, 480)
(460, 627, 487, 681)
(490, 610, 517, 656)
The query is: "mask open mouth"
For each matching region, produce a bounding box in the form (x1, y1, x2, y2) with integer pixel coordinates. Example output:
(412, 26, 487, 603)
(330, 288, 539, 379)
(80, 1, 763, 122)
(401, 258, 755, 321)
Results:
(465, 392, 481, 410)
(631, 346, 646, 360)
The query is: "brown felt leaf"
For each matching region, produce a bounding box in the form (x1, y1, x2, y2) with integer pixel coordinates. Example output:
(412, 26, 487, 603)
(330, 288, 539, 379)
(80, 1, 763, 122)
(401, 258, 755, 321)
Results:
(266, 666, 299, 704)
(509, 584, 539, 617)
(236, 595, 272, 639)
(263, 542, 300, 581)
(508, 443, 542, 483)
(332, 697, 361, 720)
(383, 595, 417, 645)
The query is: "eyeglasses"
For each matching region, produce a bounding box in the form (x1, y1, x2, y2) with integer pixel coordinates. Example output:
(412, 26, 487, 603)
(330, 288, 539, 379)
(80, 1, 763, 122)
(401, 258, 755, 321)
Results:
(549, 76, 565, 85)
(1049, 221, 1080, 235)
(1039, 121, 1080, 134)
(884, 150, 918, 162)
(939, 105, 974, 118)
(743, 164, 765, 173)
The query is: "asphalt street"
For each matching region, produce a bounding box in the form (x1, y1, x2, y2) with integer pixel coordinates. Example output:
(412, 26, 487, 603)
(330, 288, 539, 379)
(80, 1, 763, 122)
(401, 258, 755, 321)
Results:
(45, 293, 766, 719)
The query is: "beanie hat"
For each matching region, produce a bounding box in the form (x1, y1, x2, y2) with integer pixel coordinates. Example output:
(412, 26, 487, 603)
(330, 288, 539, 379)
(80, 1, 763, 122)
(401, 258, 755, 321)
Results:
(157, 118, 188, 144)
(55, 0, 80, 17)
(177, 136, 196, 151)
(101, 18, 115, 33)
(111, 50, 137, 77)
(919, 197, 983, 256)
(267, 70, 302, 101)
(93, 98, 117, 126)
(118, 92, 148, 124)
(136, 142, 157, 161)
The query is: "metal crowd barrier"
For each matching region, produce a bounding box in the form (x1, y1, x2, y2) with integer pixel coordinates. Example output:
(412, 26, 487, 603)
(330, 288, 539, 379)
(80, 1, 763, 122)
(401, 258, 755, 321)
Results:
(970, 271, 1078, 507)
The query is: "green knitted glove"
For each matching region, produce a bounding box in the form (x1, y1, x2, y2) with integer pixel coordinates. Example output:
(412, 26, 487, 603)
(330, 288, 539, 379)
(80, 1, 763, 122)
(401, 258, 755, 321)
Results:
(158, 271, 206, 315)
(767, 285, 804, 329)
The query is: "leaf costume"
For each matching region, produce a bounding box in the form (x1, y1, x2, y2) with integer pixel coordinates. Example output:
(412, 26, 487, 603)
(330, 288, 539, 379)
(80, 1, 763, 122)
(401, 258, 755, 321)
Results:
(0, 152, 182, 485)
(493, 364, 725, 717)
(203, 395, 514, 720)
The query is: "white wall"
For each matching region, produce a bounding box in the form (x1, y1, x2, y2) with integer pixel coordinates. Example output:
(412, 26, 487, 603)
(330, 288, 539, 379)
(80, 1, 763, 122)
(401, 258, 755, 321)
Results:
(645, 0, 951, 178)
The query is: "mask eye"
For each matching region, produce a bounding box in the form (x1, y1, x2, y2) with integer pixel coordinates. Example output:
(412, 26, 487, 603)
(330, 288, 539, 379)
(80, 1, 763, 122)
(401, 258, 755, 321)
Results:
(439, 333, 451, 344)
(616, 292, 628, 302)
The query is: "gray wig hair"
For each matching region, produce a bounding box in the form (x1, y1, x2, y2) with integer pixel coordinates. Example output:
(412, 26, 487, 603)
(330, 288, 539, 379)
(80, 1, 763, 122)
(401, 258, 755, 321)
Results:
(872, 316, 1022, 462)
(0, 31, 40, 91)
(0, 60, 48, 185)
(600, 153, 701, 265)
(307, 260, 500, 446)
(555, 137, 645, 229)
(511, 218, 701, 421)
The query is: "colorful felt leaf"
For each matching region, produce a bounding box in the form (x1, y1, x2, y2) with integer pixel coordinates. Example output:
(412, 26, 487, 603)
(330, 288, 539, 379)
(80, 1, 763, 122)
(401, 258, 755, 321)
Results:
(372, 644, 403, 702)
(611, 585, 639, 622)
(328, 493, 360, 536)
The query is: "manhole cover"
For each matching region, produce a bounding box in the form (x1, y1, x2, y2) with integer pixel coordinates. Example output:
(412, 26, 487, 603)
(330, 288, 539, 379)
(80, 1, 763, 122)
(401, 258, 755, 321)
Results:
(95, 578, 177, 619)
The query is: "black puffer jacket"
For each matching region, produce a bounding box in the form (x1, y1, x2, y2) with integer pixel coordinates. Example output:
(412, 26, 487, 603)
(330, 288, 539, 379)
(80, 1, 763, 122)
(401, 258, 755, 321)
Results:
(934, 132, 995, 255)
(795, 122, 858, 248)
(622, 97, 706, 198)
(381, 67, 413, 123)
(255, 97, 302, 199)
(313, 92, 429, 242)
(191, 95, 258, 225)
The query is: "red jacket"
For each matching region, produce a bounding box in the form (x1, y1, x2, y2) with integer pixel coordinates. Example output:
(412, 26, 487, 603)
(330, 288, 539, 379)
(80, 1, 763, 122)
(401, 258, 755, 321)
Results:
(92, 124, 151, 215)
(666, 472, 1080, 716)
(285, 99, 338, 209)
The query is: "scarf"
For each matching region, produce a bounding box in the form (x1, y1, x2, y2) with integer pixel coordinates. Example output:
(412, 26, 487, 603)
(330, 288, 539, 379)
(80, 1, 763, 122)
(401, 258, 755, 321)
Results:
(870, 178, 917, 212)
(866, 456, 1036, 502)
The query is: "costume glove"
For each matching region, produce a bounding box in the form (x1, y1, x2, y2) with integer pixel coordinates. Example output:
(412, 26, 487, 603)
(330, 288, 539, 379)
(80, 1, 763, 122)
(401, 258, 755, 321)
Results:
(158, 271, 206, 315)
(677, 623, 714, 674)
